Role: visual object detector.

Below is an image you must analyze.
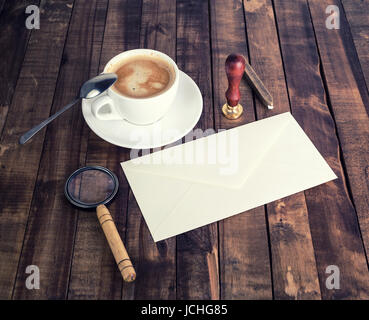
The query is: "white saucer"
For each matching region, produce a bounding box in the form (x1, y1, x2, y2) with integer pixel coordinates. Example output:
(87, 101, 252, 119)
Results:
(82, 71, 203, 149)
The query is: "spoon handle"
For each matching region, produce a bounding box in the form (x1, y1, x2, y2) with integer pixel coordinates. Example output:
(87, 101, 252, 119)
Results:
(19, 97, 80, 145)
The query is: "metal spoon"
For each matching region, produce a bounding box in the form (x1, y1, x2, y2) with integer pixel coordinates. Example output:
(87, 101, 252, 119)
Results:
(19, 73, 118, 145)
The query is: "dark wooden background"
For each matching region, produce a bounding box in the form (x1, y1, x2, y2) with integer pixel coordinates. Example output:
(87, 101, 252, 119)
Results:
(0, 0, 368, 300)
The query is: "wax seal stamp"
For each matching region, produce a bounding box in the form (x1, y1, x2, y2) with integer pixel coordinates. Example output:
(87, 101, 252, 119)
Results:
(222, 53, 245, 120)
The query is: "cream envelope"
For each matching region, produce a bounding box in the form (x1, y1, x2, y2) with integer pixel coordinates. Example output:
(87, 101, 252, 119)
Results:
(121, 112, 337, 242)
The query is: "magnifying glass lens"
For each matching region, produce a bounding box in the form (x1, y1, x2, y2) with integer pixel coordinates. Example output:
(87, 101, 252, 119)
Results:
(65, 167, 119, 208)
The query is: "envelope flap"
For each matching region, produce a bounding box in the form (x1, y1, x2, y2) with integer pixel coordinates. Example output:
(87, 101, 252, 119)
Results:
(121, 112, 293, 188)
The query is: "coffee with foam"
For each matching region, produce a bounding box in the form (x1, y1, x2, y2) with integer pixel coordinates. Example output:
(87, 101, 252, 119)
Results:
(109, 55, 175, 99)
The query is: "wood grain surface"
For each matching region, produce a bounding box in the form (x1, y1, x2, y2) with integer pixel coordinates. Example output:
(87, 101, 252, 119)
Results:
(210, 0, 272, 300)
(0, 0, 39, 133)
(309, 0, 369, 269)
(11, 0, 107, 300)
(176, 0, 219, 300)
(275, 0, 369, 299)
(0, 0, 74, 299)
(243, 0, 321, 300)
(0, 1, 6, 14)
(0, 0, 368, 300)
(341, 0, 369, 105)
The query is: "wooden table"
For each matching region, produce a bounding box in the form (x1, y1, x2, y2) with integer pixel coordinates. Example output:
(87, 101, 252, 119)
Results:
(0, 0, 368, 300)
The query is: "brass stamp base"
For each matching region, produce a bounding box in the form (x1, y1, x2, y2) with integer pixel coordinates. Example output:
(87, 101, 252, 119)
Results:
(222, 103, 243, 120)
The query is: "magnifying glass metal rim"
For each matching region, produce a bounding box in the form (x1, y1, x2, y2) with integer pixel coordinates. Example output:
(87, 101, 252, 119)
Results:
(64, 166, 119, 209)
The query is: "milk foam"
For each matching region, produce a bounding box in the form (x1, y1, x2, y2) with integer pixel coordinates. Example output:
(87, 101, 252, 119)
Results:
(111, 56, 174, 98)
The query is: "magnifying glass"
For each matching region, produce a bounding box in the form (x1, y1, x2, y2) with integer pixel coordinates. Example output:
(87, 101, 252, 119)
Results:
(65, 166, 136, 282)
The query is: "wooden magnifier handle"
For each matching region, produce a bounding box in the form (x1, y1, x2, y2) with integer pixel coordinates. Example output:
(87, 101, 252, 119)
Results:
(96, 204, 136, 282)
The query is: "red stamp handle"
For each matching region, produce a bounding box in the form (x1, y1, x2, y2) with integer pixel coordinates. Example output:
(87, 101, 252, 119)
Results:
(225, 54, 246, 107)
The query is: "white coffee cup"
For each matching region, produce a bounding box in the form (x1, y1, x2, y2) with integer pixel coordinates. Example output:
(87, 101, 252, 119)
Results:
(91, 49, 179, 125)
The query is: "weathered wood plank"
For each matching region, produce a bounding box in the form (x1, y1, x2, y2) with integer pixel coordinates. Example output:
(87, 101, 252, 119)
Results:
(274, 0, 369, 299)
(0, 1, 6, 14)
(121, 0, 177, 300)
(176, 0, 219, 300)
(243, 0, 320, 299)
(341, 0, 369, 102)
(11, 0, 108, 299)
(0, 0, 74, 300)
(0, 0, 40, 133)
(308, 0, 369, 291)
(68, 0, 142, 300)
(210, 0, 272, 299)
